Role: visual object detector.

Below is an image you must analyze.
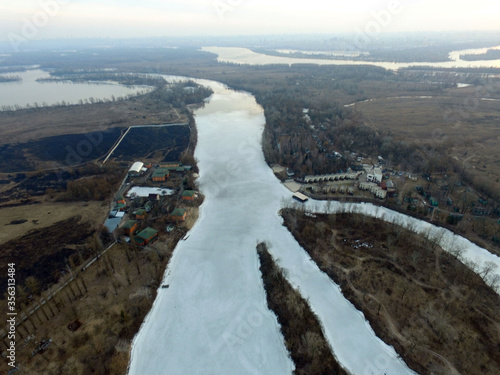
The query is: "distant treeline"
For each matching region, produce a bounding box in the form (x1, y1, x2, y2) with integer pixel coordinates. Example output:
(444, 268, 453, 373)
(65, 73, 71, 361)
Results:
(37, 71, 166, 87)
(460, 49, 500, 61)
(253, 47, 453, 63)
(0, 75, 21, 83)
(0, 47, 217, 71)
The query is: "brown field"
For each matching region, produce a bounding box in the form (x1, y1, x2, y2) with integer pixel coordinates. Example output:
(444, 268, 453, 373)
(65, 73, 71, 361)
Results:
(0, 94, 186, 145)
(0, 201, 109, 245)
(355, 84, 500, 193)
(282, 209, 500, 375)
(0, 200, 198, 374)
(0, 240, 177, 375)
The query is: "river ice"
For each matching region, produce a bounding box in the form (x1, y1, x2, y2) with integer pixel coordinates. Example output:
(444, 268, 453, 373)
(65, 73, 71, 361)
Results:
(129, 78, 498, 375)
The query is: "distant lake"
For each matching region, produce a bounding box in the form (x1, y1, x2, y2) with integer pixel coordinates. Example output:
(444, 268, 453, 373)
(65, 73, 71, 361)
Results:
(203, 46, 500, 70)
(0, 69, 153, 110)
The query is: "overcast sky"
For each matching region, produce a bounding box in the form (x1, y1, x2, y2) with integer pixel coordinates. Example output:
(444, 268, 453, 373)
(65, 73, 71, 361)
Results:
(1, 0, 499, 41)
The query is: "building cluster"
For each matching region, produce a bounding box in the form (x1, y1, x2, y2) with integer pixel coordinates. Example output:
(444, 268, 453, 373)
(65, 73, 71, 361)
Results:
(297, 163, 400, 201)
(304, 172, 361, 184)
(105, 160, 198, 247)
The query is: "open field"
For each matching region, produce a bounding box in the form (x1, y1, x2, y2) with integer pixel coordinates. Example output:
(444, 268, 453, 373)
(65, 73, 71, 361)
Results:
(355, 84, 500, 193)
(0, 239, 178, 375)
(0, 186, 200, 374)
(0, 201, 108, 245)
(0, 215, 97, 297)
(282, 209, 500, 375)
(0, 93, 186, 146)
(111, 125, 190, 162)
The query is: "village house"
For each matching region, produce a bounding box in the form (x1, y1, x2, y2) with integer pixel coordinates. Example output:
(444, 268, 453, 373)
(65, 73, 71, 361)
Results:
(122, 220, 138, 235)
(134, 227, 159, 246)
(182, 190, 197, 201)
(158, 162, 181, 169)
(304, 172, 360, 183)
(152, 168, 170, 182)
(116, 202, 127, 211)
(359, 182, 378, 192)
(170, 208, 187, 222)
(149, 193, 161, 201)
(134, 209, 147, 220)
(380, 180, 397, 197)
(375, 189, 387, 199)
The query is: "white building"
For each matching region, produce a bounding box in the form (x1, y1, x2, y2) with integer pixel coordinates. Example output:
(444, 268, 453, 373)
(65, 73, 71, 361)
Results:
(128, 161, 144, 176)
(367, 168, 383, 183)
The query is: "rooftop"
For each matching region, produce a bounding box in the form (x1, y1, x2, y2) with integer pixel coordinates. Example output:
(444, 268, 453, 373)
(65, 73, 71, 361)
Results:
(136, 227, 159, 241)
(129, 161, 144, 174)
(172, 208, 187, 216)
(182, 190, 196, 197)
(123, 220, 137, 230)
(152, 169, 169, 178)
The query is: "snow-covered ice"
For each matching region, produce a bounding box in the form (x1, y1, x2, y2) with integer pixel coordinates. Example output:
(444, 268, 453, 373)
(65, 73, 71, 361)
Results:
(128, 80, 421, 375)
(129, 77, 500, 374)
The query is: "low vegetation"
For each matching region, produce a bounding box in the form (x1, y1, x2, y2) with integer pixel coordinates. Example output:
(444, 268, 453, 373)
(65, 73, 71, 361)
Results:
(460, 49, 500, 61)
(257, 242, 348, 375)
(0, 75, 21, 83)
(0, 238, 182, 375)
(281, 209, 500, 375)
(0, 216, 96, 298)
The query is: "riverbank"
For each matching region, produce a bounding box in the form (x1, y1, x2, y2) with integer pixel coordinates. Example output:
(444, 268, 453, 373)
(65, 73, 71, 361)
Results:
(281, 209, 500, 375)
(128, 78, 417, 375)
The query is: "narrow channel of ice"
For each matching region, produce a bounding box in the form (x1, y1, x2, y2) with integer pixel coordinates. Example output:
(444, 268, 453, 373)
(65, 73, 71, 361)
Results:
(302, 199, 500, 292)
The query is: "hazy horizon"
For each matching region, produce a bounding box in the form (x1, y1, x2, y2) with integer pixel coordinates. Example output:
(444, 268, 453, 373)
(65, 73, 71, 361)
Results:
(1, 0, 500, 44)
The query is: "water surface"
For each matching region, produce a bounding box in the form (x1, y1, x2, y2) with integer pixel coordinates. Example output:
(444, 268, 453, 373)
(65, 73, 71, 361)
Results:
(0, 69, 152, 109)
(203, 46, 500, 70)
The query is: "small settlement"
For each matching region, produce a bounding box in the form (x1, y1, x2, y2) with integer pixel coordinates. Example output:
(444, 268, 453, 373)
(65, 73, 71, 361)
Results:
(104, 160, 200, 246)
(294, 164, 399, 202)
(281, 154, 488, 223)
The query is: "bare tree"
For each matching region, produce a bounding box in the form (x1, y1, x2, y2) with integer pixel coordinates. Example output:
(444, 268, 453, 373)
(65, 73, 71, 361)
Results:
(480, 261, 498, 282)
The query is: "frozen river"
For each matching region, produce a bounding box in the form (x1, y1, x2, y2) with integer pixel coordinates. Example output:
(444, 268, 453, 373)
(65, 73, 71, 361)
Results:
(128, 75, 500, 375)
(128, 79, 420, 375)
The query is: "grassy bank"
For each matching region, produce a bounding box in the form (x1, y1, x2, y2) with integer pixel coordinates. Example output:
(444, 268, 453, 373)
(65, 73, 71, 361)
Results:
(281, 209, 500, 375)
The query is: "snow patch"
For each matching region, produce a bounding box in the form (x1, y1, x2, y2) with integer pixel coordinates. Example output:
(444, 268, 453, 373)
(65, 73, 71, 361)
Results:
(126, 186, 175, 198)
